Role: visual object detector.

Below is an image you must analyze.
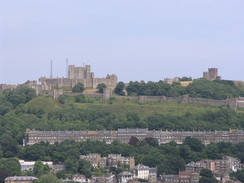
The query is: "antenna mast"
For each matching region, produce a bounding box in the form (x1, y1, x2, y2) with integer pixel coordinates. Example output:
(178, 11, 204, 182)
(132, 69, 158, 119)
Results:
(50, 60, 53, 78)
(66, 58, 68, 78)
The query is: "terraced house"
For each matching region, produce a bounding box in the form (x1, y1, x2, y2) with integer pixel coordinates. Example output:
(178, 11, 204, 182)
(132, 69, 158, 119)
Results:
(24, 128, 244, 146)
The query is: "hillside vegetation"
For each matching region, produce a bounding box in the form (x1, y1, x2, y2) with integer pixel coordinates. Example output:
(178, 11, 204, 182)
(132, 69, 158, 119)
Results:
(1, 84, 244, 182)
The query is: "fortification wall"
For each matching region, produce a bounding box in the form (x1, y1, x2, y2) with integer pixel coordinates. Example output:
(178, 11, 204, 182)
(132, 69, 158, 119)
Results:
(112, 95, 138, 100)
(238, 102, 244, 108)
(83, 93, 102, 98)
(106, 74, 118, 86)
(166, 97, 179, 103)
(42, 78, 59, 86)
(93, 78, 110, 88)
(52, 89, 63, 99)
(138, 96, 162, 103)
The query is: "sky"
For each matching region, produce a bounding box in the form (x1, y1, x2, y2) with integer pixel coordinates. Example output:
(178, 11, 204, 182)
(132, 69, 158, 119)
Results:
(0, 0, 244, 85)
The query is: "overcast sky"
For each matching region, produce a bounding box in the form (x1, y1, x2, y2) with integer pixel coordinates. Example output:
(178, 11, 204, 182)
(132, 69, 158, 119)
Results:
(1, 0, 244, 85)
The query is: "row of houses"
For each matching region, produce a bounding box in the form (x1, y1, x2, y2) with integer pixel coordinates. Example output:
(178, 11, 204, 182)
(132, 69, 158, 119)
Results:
(80, 153, 135, 169)
(160, 156, 242, 183)
(24, 128, 244, 146)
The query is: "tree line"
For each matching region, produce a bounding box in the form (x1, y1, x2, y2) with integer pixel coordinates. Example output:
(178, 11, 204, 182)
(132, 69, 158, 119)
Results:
(114, 79, 244, 100)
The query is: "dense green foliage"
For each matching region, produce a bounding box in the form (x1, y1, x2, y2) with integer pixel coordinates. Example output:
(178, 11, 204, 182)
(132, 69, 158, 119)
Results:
(124, 79, 244, 99)
(114, 81, 125, 95)
(34, 174, 62, 183)
(96, 83, 106, 93)
(199, 169, 218, 183)
(230, 169, 244, 183)
(0, 85, 244, 180)
(12, 139, 244, 178)
(72, 83, 85, 93)
(179, 76, 192, 81)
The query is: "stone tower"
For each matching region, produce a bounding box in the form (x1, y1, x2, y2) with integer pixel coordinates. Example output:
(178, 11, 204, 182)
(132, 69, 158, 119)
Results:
(68, 65, 93, 79)
(203, 68, 221, 81)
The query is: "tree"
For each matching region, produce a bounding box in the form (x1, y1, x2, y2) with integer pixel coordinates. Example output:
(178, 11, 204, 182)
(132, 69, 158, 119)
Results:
(179, 76, 192, 81)
(96, 83, 106, 93)
(183, 138, 204, 152)
(230, 169, 244, 183)
(56, 170, 67, 179)
(78, 159, 92, 179)
(72, 83, 85, 93)
(58, 94, 68, 104)
(0, 158, 21, 176)
(74, 94, 86, 103)
(33, 161, 50, 176)
(5, 87, 36, 107)
(34, 174, 61, 183)
(199, 168, 218, 183)
(114, 82, 125, 95)
(128, 136, 140, 146)
(0, 170, 11, 183)
(206, 143, 222, 159)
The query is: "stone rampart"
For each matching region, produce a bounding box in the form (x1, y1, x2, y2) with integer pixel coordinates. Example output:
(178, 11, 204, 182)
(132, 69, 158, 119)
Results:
(101, 88, 239, 109)
(165, 97, 179, 103)
(112, 95, 138, 100)
(83, 93, 103, 98)
(238, 102, 244, 108)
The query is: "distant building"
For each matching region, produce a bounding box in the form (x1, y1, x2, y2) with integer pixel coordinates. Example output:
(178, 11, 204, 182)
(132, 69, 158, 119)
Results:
(164, 77, 180, 84)
(72, 175, 87, 183)
(185, 156, 241, 173)
(19, 160, 53, 171)
(160, 171, 199, 183)
(149, 168, 157, 182)
(203, 68, 222, 81)
(24, 128, 244, 146)
(4, 176, 38, 183)
(91, 174, 116, 183)
(80, 153, 101, 167)
(52, 165, 66, 173)
(117, 171, 133, 183)
(80, 153, 135, 169)
(132, 164, 150, 180)
(39, 64, 118, 89)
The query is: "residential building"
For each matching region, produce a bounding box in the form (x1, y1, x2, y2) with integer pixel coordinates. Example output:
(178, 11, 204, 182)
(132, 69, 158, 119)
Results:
(186, 156, 241, 174)
(149, 168, 157, 182)
(117, 171, 133, 183)
(80, 154, 135, 169)
(52, 165, 66, 173)
(72, 175, 87, 183)
(24, 128, 244, 146)
(80, 153, 101, 167)
(19, 160, 53, 171)
(132, 164, 150, 180)
(4, 176, 38, 183)
(160, 171, 199, 183)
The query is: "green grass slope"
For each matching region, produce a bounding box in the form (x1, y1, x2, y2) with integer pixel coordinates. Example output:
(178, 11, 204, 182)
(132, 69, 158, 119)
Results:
(25, 96, 63, 114)
(65, 97, 219, 118)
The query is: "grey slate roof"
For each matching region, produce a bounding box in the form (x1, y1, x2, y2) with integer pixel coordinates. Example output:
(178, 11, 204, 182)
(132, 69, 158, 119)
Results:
(5, 176, 38, 181)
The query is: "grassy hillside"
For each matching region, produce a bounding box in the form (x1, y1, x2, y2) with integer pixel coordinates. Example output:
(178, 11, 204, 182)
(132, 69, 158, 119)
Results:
(25, 96, 63, 113)
(25, 95, 220, 118)
(234, 80, 244, 91)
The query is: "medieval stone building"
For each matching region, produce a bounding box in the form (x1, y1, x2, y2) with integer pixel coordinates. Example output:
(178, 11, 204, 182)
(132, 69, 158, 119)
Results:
(203, 68, 222, 81)
(39, 64, 118, 88)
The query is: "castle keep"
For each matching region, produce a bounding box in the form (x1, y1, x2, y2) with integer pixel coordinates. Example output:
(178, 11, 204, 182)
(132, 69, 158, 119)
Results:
(203, 68, 222, 81)
(39, 64, 118, 88)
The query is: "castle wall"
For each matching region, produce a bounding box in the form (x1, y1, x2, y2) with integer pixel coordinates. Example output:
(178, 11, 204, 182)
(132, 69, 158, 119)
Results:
(112, 95, 138, 100)
(165, 97, 179, 103)
(83, 94, 103, 98)
(0, 84, 17, 93)
(238, 102, 244, 108)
